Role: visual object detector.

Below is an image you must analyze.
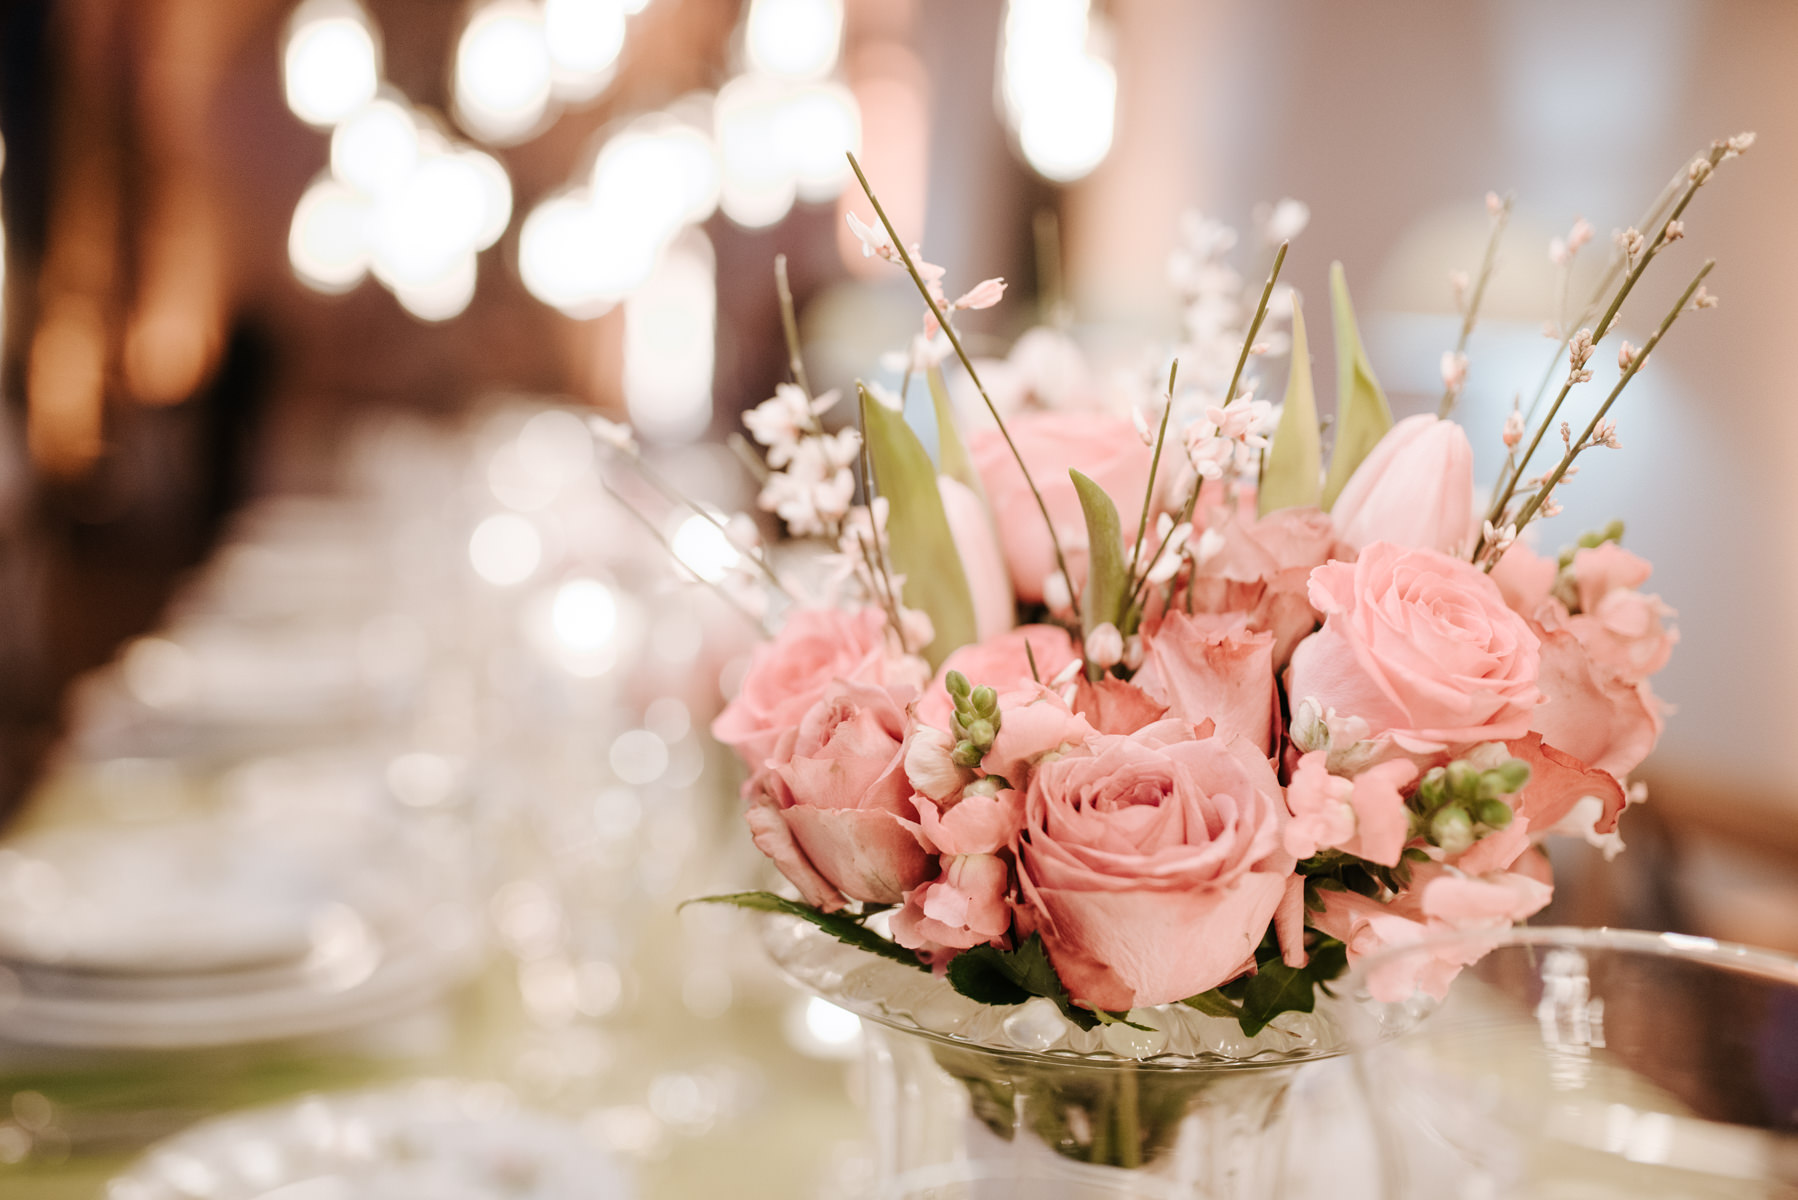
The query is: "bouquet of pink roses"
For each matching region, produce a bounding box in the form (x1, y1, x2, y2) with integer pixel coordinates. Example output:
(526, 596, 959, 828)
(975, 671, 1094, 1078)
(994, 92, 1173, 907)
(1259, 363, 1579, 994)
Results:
(659, 137, 1749, 1036)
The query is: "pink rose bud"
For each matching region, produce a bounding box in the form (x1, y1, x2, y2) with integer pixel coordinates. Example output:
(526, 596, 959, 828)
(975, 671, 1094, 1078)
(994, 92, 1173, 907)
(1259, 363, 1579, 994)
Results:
(1330, 414, 1478, 555)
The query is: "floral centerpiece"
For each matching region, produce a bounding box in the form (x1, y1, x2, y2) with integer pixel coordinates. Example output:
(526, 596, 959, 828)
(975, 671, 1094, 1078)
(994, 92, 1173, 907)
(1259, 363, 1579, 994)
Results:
(609, 135, 1749, 1187)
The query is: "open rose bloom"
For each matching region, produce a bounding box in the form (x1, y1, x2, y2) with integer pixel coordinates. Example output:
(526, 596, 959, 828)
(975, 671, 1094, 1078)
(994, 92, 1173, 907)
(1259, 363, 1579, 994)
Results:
(679, 145, 1743, 1034)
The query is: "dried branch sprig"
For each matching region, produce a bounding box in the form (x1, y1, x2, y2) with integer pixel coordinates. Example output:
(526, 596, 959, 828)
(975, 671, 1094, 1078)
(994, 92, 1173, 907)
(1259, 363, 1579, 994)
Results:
(1130, 243, 1288, 606)
(1492, 259, 1715, 559)
(1486, 134, 1751, 542)
(846, 151, 1083, 624)
(1439, 192, 1512, 417)
(1516, 133, 1750, 439)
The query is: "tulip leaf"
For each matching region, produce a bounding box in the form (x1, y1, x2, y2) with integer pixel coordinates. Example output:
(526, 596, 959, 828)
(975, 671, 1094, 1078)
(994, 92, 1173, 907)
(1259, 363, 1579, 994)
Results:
(861, 385, 978, 668)
(948, 934, 1128, 1031)
(927, 365, 984, 498)
(1069, 469, 1129, 636)
(683, 891, 928, 971)
(1259, 296, 1322, 514)
(1321, 262, 1395, 511)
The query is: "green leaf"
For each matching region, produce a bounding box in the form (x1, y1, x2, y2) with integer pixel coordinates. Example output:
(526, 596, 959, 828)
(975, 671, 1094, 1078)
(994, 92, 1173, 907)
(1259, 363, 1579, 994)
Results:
(860, 385, 978, 669)
(1258, 296, 1322, 514)
(948, 934, 1105, 1031)
(1179, 989, 1243, 1021)
(1069, 469, 1129, 636)
(683, 891, 928, 971)
(927, 365, 983, 498)
(1234, 936, 1351, 1036)
(1320, 262, 1395, 511)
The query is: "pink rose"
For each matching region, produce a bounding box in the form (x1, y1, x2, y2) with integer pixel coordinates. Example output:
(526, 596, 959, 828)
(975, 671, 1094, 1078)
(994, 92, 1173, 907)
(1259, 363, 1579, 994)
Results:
(1016, 727, 1292, 1010)
(938, 477, 1016, 643)
(1565, 544, 1677, 684)
(1071, 676, 1168, 735)
(970, 412, 1153, 603)
(1489, 540, 1559, 619)
(1287, 543, 1542, 753)
(1282, 751, 1419, 867)
(744, 680, 933, 911)
(714, 606, 918, 769)
(1329, 414, 1478, 555)
(1531, 625, 1661, 780)
(1186, 505, 1343, 666)
(917, 624, 1079, 729)
(1134, 611, 1278, 753)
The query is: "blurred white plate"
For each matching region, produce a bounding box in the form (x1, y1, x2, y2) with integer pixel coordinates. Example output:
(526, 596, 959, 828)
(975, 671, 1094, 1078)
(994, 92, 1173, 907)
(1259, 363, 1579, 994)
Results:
(108, 1081, 636, 1200)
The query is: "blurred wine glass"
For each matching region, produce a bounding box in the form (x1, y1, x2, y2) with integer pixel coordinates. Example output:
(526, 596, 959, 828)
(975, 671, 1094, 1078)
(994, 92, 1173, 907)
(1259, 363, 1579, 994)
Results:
(1348, 926, 1798, 1199)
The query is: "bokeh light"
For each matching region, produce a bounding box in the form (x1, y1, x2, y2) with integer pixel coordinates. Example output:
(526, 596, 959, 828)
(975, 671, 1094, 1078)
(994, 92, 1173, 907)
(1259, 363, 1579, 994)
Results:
(669, 510, 740, 584)
(624, 233, 716, 443)
(454, 1, 555, 146)
(998, 0, 1116, 182)
(289, 95, 512, 321)
(283, 0, 381, 128)
(469, 513, 543, 586)
(744, 0, 843, 81)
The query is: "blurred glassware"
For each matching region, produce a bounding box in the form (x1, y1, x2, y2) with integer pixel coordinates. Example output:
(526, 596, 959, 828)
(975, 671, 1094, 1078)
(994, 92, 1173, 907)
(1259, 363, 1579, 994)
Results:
(1349, 926, 1798, 1199)
(107, 1079, 636, 1199)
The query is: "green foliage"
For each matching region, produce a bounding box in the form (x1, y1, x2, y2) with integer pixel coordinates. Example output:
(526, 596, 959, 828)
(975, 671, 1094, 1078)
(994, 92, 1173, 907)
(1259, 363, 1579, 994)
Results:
(683, 891, 928, 971)
(947, 934, 1138, 1031)
(1069, 469, 1130, 637)
(927, 365, 984, 497)
(1181, 936, 1350, 1037)
(860, 385, 978, 668)
(1259, 297, 1322, 514)
(1321, 263, 1395, 511)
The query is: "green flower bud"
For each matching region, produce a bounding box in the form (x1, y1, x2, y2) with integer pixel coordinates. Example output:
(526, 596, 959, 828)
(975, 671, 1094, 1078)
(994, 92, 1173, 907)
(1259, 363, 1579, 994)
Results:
(1493, 759, 1531, 793)
(963, 718, 995, 747)
(1430, 805, 1475, 856)
(1445, 761, 1476, 798)
(945, 671, 971, 700)
(951, 740, 984, 768)
(971, 686, 998, 717)
(1474, 799, 1514, 829)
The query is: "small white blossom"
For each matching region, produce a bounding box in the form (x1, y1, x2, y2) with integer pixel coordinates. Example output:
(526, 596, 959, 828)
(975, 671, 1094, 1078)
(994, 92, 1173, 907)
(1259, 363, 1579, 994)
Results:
(1692, 286, 1719, 310)
(1042, 570, 1073, 615)
(905, 726, 971, 802)
(1617, 341, 1639, 372)
(1664, 219, 1685, 243)
(1725, 131, 1756, 156)
(1193, 526, 1227, 567)
(1086, 623, 1124, 669)
(1441, 350, 1469, 395)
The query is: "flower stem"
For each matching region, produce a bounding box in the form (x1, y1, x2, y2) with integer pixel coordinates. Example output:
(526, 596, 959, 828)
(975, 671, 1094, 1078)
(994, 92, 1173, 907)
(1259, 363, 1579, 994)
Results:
(1500, 260, 1713, 552)
(1439, 194, 1512, 418)
(601, 481, 765, 627)
(1126, 360, 1179, 588)
(622, 450, 796, 601)
(847, 151, 1084, 625)
(774, 254, 814, 402)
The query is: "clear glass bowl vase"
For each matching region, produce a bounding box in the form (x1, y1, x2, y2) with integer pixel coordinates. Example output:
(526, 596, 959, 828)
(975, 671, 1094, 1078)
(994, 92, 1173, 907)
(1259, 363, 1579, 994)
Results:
(765, 915, 1408, 1199)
